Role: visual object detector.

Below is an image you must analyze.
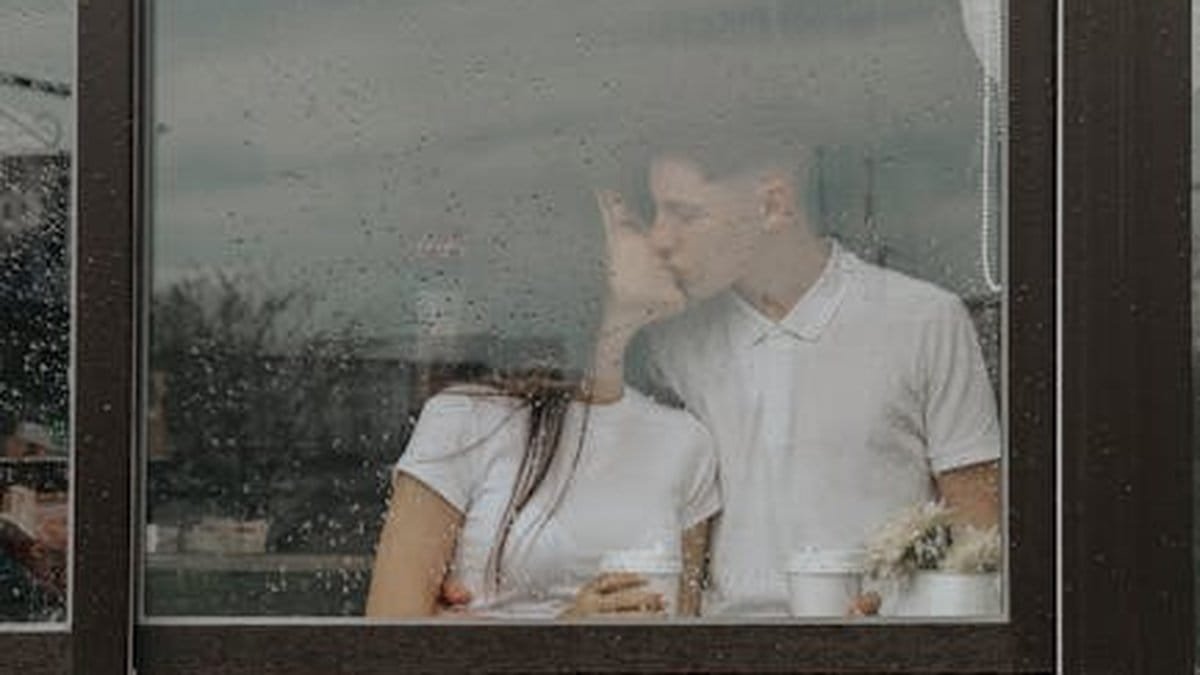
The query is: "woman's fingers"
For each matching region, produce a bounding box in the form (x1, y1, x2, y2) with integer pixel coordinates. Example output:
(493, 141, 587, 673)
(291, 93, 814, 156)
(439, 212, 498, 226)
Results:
(439, 577, 472, 606)
(613, 607, 668, 618)
(594, 587, 664, 614)
(847, 591, 882, 617)
(560, 573, 668, 619)
(595, 189, 617, 228)
(608, 195, 642, 228)
(595, 189, 643, 230)
(584, 571, 646, 595)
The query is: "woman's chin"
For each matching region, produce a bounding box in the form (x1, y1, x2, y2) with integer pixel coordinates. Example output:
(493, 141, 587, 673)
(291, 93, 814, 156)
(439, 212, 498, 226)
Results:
(643, 293, 687, 323)
(609, 291, 687, 328)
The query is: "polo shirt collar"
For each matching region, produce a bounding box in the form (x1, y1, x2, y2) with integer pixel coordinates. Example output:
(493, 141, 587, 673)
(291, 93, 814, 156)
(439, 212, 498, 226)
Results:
(726, 240, 854, 347)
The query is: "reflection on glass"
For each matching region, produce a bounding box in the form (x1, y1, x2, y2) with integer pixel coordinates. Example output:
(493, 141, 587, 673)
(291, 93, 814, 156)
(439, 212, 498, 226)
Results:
(147, 0, 1006, 621)
(0, 0, 74, 625)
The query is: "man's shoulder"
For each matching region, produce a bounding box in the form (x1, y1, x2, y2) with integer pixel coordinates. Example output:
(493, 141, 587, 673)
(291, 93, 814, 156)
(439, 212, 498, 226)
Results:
(846, 255, 965, 318)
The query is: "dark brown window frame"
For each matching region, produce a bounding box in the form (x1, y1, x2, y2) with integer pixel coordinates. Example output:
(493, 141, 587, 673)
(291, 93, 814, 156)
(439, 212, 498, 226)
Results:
(1061, 0, 1193, 673)
(1, 1, 140, 674)
(2, 0, 1191, 672)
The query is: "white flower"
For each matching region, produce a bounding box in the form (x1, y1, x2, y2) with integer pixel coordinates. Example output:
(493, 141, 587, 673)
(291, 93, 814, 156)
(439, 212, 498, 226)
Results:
(940, 525, 1002, 574)
(865, 501, 955, 580)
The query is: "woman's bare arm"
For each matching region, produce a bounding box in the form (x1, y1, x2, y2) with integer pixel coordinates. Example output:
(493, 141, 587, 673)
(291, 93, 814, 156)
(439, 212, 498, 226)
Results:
(678, 517, 713, 617)
(365, 472, 465, 618)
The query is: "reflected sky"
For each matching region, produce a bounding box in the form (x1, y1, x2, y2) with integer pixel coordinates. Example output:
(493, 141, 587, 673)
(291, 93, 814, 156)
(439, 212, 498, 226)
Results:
(150, 0, 996, 355)
(0, 0, 73, 154)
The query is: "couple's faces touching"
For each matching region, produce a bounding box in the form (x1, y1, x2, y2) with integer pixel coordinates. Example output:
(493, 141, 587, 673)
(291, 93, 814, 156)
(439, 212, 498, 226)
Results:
(645, 156, 783, 304)
(597, 189, 687, 325)
(600, 154, 794, 325)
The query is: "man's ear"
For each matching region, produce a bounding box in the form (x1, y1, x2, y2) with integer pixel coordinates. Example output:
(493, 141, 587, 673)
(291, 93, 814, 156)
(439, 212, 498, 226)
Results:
(758, 173, 796, 232)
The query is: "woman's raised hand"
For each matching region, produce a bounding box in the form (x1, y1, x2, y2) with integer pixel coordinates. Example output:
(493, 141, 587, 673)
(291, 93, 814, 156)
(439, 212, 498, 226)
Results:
(559, 572, 666, 619)
(594, 189, 685, 323)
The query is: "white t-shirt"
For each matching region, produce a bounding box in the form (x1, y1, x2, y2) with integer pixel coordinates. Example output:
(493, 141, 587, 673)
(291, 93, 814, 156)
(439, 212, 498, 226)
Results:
(395, 385, 721, 618)
(645, 241, 1001, 617)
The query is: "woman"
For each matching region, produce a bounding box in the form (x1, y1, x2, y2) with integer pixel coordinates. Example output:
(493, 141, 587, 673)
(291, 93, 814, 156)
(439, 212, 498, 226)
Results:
(366, 190, 719, 619)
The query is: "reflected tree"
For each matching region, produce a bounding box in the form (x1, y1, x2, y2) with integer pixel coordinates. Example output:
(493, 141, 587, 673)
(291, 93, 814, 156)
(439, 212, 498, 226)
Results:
(149, 274, 410, 555)
(0, 154, 69, 432)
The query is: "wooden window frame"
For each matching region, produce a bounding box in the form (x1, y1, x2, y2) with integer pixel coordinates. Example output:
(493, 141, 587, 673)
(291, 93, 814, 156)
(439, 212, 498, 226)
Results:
(5, 0, 1183, 672)
(1061, 0, 1193, 673)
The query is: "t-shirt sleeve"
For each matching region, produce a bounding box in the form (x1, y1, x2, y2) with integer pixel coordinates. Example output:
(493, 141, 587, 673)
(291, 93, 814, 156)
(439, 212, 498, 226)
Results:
(394, 393, 484, 512)
(920, 296, 1003, 473)
(680, 422, 722, 529)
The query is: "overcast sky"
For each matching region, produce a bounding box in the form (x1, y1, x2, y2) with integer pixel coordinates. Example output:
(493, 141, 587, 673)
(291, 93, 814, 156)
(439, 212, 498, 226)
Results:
(4, 0, 1009, 357)
(0, 0, 73, 153)
(145, 0, 1000, 352)
(9, 1, 1200, 356)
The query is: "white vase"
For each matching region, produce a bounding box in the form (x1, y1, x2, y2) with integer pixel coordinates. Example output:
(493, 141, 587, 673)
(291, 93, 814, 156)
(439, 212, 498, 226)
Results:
(885, 571, 1002, 617)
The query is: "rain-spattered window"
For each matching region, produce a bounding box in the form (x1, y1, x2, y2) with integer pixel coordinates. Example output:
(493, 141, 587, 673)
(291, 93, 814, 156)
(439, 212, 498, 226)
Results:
(145, 0, 1008, 622)
(0, 0, 74, 627)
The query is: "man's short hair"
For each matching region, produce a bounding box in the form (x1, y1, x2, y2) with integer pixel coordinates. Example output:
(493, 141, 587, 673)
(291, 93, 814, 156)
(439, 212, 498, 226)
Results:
(646, 127, 823, 231)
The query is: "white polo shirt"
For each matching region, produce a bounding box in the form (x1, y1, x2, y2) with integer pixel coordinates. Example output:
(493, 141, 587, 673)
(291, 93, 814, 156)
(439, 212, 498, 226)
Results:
(644, 241, 1001, 617)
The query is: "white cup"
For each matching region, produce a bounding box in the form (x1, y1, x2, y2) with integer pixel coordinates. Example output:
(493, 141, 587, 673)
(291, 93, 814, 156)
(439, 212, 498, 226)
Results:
(886, 571, 1002, 617)
(785, 548, 866, 618)
(599, 548, 683, 616)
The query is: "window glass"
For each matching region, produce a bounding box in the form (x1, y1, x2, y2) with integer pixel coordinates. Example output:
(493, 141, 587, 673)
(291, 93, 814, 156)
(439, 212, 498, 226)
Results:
(146, 0, 1007, 621)
(0, 0, 74, 626)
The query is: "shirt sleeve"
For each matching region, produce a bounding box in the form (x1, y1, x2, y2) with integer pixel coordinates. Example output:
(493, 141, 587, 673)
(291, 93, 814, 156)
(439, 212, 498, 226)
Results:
(680, 422, 723, 529)
(394, 393, 485, 512)
(919, 296, 1003, 474)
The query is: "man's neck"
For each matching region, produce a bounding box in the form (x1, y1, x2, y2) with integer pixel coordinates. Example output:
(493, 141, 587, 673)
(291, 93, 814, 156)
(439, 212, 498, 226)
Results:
(733, 228, 831, 322)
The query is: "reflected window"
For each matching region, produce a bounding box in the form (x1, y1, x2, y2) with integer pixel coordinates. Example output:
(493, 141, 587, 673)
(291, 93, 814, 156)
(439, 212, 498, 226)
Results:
(0, 0, 74, 625)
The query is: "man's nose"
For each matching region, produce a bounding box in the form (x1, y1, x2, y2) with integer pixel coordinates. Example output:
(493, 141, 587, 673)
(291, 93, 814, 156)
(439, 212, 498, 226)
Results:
(647, 217, 677, 257)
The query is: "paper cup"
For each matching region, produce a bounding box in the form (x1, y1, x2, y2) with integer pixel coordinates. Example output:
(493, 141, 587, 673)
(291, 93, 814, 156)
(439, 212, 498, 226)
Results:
(786, 548, 866, 618)
(886, 572, 1002, 617)
(599, 548, 682, 616)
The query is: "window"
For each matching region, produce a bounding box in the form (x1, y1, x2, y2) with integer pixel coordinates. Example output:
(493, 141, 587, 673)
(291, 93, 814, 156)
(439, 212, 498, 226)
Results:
(6, 0, 1195, 672)
(133, 1, 1057, 670)
(145, 0, 1013, 624)
(1, 0, 73, 631)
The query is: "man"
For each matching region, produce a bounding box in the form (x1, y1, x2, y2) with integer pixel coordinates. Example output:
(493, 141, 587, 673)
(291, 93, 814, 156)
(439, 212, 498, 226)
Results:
(639, 151, 1001, 617)
(434, 150, 1000, 618)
